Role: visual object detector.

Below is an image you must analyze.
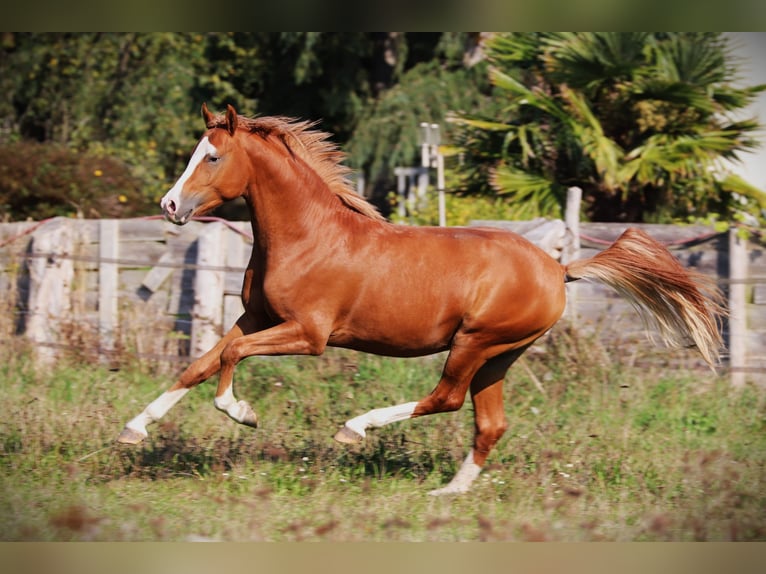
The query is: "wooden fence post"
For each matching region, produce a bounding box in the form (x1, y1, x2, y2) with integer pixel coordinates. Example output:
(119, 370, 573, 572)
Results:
(25, 218, 75, 364)
(562, 186, 582, 265)
(191, 222, 225, 357)
(98, 219, 119, 356)
(223, 224, 246, 331)
(728, 229, 747, 387)
(562, 187, 582, 321)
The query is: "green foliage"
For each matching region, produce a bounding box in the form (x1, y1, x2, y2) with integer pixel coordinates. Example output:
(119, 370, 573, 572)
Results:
(1, 33, 209, 214)
(389, 189, 522, 227)
(0, 141, 150, 220)
(351, 64, 486, 173)
(197, 32, 374, 140)
(344, 37, 493, 209)
(0, 32, 493, 221)
(452, 32, 766, 224)
(3, 32, 764, 225)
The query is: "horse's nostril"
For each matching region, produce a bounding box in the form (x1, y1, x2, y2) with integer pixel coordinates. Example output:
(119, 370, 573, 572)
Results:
(166, 200, 176, 215)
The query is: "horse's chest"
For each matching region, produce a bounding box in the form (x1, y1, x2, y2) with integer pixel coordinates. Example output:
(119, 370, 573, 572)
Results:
(256, 274, 300, 322)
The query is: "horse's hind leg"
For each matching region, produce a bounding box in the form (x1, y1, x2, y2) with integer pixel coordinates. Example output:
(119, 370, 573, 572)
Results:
(428, 349, 523, 496)
(334, 343, 483, 443)
(116, 317, 251, 444)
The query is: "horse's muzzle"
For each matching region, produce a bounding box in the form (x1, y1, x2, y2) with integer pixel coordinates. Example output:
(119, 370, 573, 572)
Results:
(161, 197, 193, 225)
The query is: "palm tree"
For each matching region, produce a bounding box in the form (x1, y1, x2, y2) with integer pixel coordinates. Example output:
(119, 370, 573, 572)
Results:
(451, 32, 766, 223)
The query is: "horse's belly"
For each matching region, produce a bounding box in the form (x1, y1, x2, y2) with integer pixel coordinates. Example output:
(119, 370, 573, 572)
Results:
(327, 333, 452, 358)
(327, 304, 460, 357)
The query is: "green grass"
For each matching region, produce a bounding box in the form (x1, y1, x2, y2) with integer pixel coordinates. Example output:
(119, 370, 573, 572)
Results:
(0, 331, 764, 541)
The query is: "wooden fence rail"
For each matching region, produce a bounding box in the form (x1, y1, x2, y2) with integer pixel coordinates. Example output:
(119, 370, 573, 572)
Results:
(0, 217, 251, 367)
(1, 210, 764, 385)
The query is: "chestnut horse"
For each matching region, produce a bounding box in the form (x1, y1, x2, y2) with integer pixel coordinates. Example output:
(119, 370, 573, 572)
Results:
(118, 104, 725, 495)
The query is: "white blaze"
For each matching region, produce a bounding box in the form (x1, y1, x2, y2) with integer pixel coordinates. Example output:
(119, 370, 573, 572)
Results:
(161, 136, 218, 212)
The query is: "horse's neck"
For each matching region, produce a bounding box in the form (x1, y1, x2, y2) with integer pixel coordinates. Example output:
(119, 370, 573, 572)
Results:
(243, 146, 351, 250)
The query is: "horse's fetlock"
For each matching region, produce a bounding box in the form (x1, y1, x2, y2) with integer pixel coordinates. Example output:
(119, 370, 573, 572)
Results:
(213, 395, 228, 412)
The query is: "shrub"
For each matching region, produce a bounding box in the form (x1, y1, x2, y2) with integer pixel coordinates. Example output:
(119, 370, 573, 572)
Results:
(0, 141, 153, 221)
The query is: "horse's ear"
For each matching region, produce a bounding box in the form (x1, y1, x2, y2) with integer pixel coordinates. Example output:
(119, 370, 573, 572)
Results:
(225, 104, 238, 136)
(201, 103, 215, 129)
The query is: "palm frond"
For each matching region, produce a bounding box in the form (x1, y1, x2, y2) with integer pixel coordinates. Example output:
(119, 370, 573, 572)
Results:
(718, 173, 766, 209)
(451, 32, 765, 223)
(634, 79, 718, 113)
(559, 86, 624, 188)
(622, 127, 757, 186)
(488, 67, 569, 122)
(447, 116, 512, 132)
(489, 163, 563, 219)
(484, 33, 547, 65)
(652, 33, 728, 86)
(542, 32, 650, 91)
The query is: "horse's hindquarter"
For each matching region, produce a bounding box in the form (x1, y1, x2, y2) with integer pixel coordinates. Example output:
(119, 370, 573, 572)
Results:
(325, 225, 567, 356)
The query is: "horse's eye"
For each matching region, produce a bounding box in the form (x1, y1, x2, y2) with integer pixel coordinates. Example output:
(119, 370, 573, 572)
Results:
(208, 155, 220, 163)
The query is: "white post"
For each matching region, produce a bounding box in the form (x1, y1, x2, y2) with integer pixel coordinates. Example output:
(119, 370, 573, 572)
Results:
(437, 152, 446, 227)
(191, 222, 225, 358)
(356, 172, 365, 197)
(728, 229, 747, 387)
(26, 217, 75, 364)
(223, 224, 246, 331)
(98, 219, 119, 356)
(420, 122, 430, 169)
(563, 186, 582, 265)
(417, 167, 429, 209)
(562, 187, 582, 322)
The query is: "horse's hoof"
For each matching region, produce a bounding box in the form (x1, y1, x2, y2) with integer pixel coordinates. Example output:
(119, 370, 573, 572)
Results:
(333, 425, 364, 444)
(116, 426, 147, 445)
(240, 405, 258, 428)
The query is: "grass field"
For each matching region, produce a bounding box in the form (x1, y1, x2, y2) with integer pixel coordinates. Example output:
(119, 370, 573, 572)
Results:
(0, 329, 764, 542)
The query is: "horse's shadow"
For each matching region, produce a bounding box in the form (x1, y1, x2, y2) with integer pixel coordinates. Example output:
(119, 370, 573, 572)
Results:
(112, 424, 453, 484)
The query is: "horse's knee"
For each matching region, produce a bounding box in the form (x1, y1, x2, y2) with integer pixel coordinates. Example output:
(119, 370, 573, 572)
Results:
(175, 355, 222, 389)
(220, 339, 243, 367)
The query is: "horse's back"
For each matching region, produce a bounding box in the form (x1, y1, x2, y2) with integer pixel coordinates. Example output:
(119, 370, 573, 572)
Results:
(325, 223, 567, 355)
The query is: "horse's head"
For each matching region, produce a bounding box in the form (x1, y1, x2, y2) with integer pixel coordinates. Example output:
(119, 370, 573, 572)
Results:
(161, 103, 250, 224)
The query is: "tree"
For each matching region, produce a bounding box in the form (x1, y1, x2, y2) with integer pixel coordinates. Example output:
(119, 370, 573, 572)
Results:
(0, 33, 209, 217)
(344, 33, 492, 211)
(451, 33, 766, 224)
(0, 32, 490, 220)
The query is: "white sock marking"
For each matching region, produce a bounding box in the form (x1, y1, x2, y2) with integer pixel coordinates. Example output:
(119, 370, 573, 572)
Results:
(429, 450, 482, 496)
(124, 388, 190, 436)
(214, 385, 252, 423)
(344, 401, 418, 438)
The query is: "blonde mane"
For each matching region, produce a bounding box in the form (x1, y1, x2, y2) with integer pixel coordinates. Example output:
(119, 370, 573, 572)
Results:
(208, 113, 385, 222)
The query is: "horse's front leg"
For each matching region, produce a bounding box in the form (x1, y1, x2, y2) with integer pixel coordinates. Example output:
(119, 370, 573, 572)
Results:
(212, 320, 328, 427)
(116, 317, 249, 444)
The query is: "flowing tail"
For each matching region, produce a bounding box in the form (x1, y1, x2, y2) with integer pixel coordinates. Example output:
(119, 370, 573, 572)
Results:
(564, 228, 726, 367)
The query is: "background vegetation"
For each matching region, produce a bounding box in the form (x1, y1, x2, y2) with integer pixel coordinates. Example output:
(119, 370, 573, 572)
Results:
(1, 32, 764, 224)
(1, 329, 763, 542)
(1, 32, 764, 544)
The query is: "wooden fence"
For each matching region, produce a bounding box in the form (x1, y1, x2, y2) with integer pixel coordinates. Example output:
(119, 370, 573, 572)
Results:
(0, 216, 251, 367)
(1, 213, 764, 385)
(473, 218, 766, 385)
